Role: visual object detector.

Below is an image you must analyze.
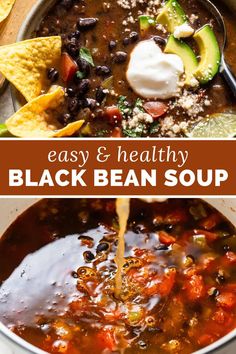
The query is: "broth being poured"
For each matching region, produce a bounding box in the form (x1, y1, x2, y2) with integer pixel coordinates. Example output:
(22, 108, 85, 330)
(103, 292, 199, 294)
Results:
(0, 198, 236, 354)
(114, 198, 130, 299)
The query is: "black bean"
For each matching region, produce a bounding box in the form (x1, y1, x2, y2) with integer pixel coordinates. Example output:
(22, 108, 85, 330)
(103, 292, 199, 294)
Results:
(68, 97, 80, 113)
(97, 242, 109, 253)
(216, 274, 226, 284)
(113, 51, 128, 64)
(78, 18, 98, 30)
(164, 224, 173, 232)
(108, 40, 117, 51)
(123, 37, 130, 46)
(153, 36, 166, 47)
(208, 287, 220, 298)
(47, 68, 59, 83)
(77, 58, 91, 77)
(61, 0, 73, 9)
(223, 244, 231, 252)
(66, 43, 80, 58)
(96, 87, 106, 103)
(95, 65, 111, 76)
(83, 251, 95, 262)
(58, 113, 73, 126)
(85, 98, 97, 109)
(68, 30, 81, 40)
(155, 245, 169, 251)
(78, 79, 90, 95)
(66, 87, 76, 97)
(138, 341, 147, 350)
(129, 31, 139, 43)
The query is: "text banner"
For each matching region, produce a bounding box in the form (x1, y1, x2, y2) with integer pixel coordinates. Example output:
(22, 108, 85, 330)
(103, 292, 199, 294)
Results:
(0, 139, 235, 196)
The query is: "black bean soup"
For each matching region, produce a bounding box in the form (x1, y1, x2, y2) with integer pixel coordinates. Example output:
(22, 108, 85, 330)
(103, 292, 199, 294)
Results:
(35, 0, 236, 137)
(0, 198, 236, 354)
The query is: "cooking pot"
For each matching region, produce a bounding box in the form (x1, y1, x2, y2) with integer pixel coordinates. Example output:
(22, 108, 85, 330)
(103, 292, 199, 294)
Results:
(0, 198, 235, 354)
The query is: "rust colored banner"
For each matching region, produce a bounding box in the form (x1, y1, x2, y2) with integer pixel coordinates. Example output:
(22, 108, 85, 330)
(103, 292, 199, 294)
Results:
(0, 139, 234, 196)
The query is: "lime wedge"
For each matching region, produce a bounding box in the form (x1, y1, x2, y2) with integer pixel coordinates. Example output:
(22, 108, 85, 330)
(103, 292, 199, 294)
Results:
(187, 114, 236, 138)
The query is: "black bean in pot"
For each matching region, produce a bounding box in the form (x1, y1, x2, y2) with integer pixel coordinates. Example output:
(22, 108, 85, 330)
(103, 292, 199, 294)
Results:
(113, 51, 128, 64)
(78, 79, 90, 95)
(83, 251, 95, 262)
(95, 65, 111, 76)
(97, 242, 109, 253)
(96, 87, 107, 103)
(129, 31, 139, 43)
(68, 97, 81, 113)
(77, 58, 91, 77)
(108, 40, 117, 51)
(77, 18, 98, 30)
(47, 68, 59, 83)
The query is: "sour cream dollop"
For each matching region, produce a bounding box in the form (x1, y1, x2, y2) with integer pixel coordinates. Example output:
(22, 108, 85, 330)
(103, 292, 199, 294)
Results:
(126, 39, 184, 99)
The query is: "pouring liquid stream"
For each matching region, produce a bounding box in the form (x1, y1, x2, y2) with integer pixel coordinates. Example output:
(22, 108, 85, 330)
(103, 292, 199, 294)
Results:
(114, 198, 130, 299)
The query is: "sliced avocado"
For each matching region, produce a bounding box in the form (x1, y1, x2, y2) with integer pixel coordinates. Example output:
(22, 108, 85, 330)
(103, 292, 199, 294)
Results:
(193, 25, 221, 84)
(157, 0, 186, 33)
(165, 35, 198, 86)
(139, 15, 156, 35)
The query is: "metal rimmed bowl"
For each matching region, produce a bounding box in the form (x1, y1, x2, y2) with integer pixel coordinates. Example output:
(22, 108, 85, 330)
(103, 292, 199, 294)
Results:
(0, 198, 235, 354)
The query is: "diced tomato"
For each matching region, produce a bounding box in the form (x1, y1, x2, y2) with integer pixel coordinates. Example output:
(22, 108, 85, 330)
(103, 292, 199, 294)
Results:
(104, 106, 122, 125)
(61, 52, 78, 82)
(96, 329, 116, 351)
(216, 292, 236, 310)
(198, 334, 215, 347)
(213, 308, 233, 327)
(159, 231, 176, 246)
(184, 275, 206, 301)
(111, 127, 122, 138)
(193, 229, 218, 242)
(159, 268, 176, 296)
(223, 251, 236, 265)
(143, 101, 168, 119)
(199, 213, 222, 230)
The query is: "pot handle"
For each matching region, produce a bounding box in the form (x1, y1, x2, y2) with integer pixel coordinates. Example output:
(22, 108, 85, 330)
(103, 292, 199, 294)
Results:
(220, 55, 236, 98)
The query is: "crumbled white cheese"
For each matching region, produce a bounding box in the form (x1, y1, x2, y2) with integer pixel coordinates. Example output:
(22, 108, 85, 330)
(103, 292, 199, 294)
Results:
(170, 89, 212, 117)
(189, 13, 199, 24)
(173, 22, 194, 39)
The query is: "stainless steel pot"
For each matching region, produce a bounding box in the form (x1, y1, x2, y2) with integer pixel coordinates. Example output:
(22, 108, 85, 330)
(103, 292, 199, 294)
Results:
(0, 198, 235, 354)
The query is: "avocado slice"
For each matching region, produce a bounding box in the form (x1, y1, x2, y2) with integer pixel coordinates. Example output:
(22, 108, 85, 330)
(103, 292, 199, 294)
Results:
(139, 15, 156, 35)
(193, 25, 221, 84)
(157, 0, 186, 33)
(165, 35, 198, 86)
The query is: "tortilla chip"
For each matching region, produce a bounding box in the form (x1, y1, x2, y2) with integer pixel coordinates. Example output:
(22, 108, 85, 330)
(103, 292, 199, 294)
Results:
(0, 36, 61, 101)
(0, 0, 15, 23)
(6, 86, 84, 138)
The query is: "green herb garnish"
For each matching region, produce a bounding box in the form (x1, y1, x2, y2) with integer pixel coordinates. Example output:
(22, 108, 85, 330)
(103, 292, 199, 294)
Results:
(76, 71, 86, 79)
(96, 129, 109, 137)
(80, 47, 94, 67)
(134, 98, 144, 112)
(123, 124, 145, 137)
(149, 121, 160, 135)
(117, 96, 132, 117)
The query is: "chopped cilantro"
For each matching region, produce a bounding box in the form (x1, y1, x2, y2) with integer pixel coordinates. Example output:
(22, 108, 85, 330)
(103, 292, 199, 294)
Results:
(134, 98, 144, 112)
(80, 47, 94, 66)
(96, 129, 109, 137)
(123, 124, 145, 137)
(76, 71, 86, 79)
(149, 121, 160, 135)
(117, 96, 132, 117)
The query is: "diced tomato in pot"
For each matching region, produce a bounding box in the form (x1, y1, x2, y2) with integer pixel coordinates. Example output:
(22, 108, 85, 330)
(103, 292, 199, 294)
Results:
(61, 53, 78, 83)
(213, 308, 233, 327)
(198, 334, 215, 347)
(223, 251, 236, 265)
(111, 127, 122, 138)
(193, 229, 218, 242)
(184, 275, 206, 301)
(199, 213, 222, 230)
(159, 268, 176, 296)
(143, 101, 168, 119)
(159, 231, 176, 246)
(216, 292, 236, 310)
(104, 106, 122, 125)
(96, 329, 116, 351)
